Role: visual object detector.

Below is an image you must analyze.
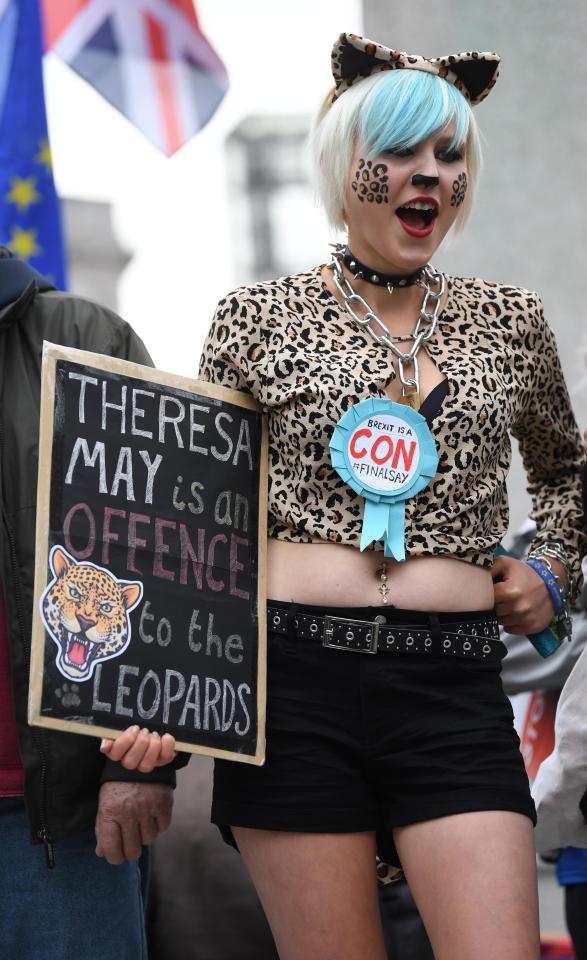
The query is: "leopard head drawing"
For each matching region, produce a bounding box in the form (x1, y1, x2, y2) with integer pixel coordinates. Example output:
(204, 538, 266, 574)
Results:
(41, 546, 143, 681)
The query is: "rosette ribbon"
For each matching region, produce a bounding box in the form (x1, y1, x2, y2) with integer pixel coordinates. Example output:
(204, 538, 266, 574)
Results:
(329, 398, 439, 561)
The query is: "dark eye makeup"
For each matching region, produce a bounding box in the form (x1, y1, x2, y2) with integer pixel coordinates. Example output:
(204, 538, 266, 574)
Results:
(435, 147, 464, 163)
(381, 146, 414, 158)
(379, 145, 464, 162)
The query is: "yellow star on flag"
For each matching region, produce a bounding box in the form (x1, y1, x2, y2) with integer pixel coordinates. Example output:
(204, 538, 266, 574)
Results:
(9, 226, 41, 260)
(34, 139, 53, 172)
(6, 176, 41, 211)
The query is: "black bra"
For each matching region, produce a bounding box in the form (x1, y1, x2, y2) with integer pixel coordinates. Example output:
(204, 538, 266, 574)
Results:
(419, 379, 449, 425)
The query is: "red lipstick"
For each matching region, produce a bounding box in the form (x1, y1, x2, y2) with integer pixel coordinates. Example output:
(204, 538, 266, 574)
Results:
(395, 196, 439, 238)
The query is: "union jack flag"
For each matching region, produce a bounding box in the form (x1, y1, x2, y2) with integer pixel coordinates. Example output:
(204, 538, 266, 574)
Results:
(40, 0, 229, 156)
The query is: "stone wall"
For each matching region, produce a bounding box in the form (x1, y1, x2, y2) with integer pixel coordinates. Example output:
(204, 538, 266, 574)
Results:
(362, 0, 587, 527)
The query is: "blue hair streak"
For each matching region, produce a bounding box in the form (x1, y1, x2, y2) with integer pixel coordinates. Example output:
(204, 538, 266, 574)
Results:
(360, 69, 470, 157)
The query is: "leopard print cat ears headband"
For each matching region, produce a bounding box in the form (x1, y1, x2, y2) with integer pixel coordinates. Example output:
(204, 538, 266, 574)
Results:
(330, 33, 500, 106)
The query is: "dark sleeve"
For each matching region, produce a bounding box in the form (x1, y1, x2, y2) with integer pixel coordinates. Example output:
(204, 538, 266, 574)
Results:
(104, 318, 153, 367)
(39, 292, 154, 367)
(100, 757, 177, 787)
(510, 297, 585, 603)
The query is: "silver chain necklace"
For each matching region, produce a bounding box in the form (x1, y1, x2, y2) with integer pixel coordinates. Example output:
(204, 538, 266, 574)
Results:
(329, 247, 445, 409)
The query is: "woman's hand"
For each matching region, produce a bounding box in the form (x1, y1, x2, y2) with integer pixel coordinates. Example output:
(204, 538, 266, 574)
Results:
(100, 725, 177, 773)
(491, 555, 557, 635)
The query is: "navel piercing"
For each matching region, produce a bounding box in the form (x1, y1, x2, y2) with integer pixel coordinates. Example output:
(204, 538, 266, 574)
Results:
(378, 562, 390, 604)
(411, 173, 439, 188)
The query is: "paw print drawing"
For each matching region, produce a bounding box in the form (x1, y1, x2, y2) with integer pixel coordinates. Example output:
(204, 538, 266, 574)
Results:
(55, 682, 81, 708)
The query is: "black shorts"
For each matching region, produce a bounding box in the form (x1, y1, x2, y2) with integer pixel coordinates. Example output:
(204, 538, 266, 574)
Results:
(211, 601, 535, 863)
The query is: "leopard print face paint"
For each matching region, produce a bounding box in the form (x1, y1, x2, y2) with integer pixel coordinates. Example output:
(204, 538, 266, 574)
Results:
(351, 158, 389, 204)
(450, 172, 467, 208)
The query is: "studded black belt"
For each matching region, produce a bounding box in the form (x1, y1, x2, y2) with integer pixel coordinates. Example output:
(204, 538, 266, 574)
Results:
(267, 606, 505, 662)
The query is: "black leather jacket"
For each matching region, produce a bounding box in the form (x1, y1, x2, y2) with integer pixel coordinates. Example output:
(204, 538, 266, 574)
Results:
(0, 256, 176, 856)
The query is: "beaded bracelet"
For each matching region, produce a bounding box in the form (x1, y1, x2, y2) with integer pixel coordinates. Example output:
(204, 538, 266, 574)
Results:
(525, 558, 566, 617)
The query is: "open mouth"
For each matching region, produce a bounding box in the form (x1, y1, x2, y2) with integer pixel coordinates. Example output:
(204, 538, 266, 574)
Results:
(395, 199, 439, 236)
(63, 630, 96, 670)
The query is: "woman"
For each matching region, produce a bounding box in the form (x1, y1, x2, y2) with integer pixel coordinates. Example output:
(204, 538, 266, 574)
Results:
(105, 34, 585, 960)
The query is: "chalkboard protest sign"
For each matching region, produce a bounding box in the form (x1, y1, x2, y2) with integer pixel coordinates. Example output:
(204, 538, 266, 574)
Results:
(29, 344, 268, 764)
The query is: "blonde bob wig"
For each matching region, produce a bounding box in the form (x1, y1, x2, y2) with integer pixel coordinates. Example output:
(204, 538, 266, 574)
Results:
(310, 68, 482, 233)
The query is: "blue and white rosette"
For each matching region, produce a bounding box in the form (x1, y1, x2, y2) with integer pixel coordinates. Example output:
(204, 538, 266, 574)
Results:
(329, 398, 439, 561)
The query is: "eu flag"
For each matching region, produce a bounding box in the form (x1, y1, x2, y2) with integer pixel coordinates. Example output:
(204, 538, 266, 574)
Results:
(0, 0, 66, 288)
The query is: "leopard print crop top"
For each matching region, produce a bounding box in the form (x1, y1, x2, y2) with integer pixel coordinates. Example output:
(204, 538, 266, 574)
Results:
(198, 265, 585, 600)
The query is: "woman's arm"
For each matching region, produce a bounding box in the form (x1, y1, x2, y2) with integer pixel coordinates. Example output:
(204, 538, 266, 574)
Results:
(198, 290, 266, 400)
(509, 298, 585, 604)
(493, 299, 585, 635)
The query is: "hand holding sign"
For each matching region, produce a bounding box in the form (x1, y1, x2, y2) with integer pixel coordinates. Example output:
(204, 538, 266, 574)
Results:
(100, 725, 177, 772)
(330, 398, 438, 560)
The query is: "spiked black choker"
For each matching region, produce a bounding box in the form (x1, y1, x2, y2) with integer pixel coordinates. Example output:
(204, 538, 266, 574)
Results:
(342, 247, 426, 288)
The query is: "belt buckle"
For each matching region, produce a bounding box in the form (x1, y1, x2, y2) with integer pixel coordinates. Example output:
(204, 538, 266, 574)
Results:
(323, 616, 380, 654)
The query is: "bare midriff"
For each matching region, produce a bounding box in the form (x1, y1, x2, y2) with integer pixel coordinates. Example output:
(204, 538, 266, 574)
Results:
(267, 539, 495, 611)
(266, 270, 495, 612)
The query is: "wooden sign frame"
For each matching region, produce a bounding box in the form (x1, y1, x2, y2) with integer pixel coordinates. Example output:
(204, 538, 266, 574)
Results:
(29, 343, 268, 765)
